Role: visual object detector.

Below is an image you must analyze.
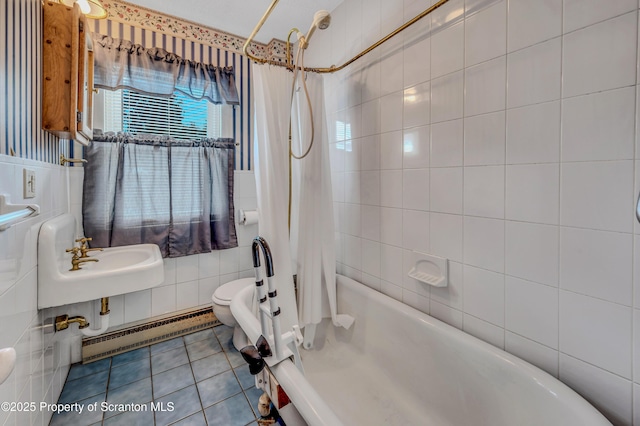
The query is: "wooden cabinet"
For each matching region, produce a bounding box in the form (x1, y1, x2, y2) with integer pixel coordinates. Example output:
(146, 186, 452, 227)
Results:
(42, 1, 94, 145)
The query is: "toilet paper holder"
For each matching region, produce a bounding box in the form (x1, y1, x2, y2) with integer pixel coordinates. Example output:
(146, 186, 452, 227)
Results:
(238, 209, 259, 226)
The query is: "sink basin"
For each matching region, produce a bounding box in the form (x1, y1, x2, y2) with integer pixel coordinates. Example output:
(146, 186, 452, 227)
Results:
(37, 214, 164, 309)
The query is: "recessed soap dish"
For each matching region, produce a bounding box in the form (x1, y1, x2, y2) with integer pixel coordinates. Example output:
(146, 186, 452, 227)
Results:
(408, 251, 448, 287)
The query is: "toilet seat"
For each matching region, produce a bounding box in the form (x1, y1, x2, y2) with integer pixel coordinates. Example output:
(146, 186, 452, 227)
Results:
(212, 278, 254, 305)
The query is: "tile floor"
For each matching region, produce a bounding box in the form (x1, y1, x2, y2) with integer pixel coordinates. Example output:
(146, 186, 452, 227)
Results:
(50, 325, 264, 426)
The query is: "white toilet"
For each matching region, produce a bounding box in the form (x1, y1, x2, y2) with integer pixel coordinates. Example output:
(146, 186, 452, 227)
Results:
(212, 277, 255, 350)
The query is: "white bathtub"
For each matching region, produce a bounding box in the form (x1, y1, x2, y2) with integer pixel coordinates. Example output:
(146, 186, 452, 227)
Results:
(232, 274, 611, 426)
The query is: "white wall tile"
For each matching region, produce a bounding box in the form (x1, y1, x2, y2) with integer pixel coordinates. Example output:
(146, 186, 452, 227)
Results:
(463, 313, 505, 349)
(380, 91, 404, 133)
(151, 284, 176, 317)
(198, 276, 220, 306)
(344, 235, 362, 270)
(463, 265, 505, 326)
(362, 239, 381, 278)
(380, 47, 404, 97)
(429, 260, 463, 310)
(381, 280, 403, 301)
(176, 255, 199, 283)
(636, 236, 640, 308)
(219, 247, 239, 275)
(507, 37, 561, 109)
(402, 289, 430, 314)
(361, 170, 380, 206)
(464, 111, 506, 166)
(361, 205, 381, 241)
(434, 0, 464, 26)
(560, 227, 633, 306)
(403, 169, 429, 211)
(430, 167, 463, 214)
(559, 354, 632, 426)
(431, 71, 464, 123)
(464, 216, 505, 273)
(507, 0, 562, 52)
(379, 0, 404, 36)
(561, 87, 636, 162)
(380, 170, 403, 208)
(403, 36, 430, 89)
(345, 105, 363, 140)
(431, 22, 464, 78)
(505, 332, 559, 378)
(505, 276, 558, 348)
(505, 163, 559, 225)
(402, 125, 430, 168)
(380, 207, 403, 247)
(465, 0, 506, 67)
(560, 161, 634, 233)
(380, 244, 403, 285)
(124, 290, 152, 323)
(464, 165, 505, 218)
(562, 12, 637, 98)
(505, 221, 559, 287)
(506, 101, 560, 164)
(380, 131, 403, 170)
(634, 309, 640, 383)
(344, 139, 361, 172)
(430, 213, 463, 262)
(430, 119, 463, 167)
(176, 280, 199, 310)
(563, 0, 637, 33)
(465, 56, 506, 117)
(361, 135, 381, 171)
(402, 209, 429, 253)
(430, 300, 463, 329)
(560, 290, 632, 379)
(361, 99, 381, 137)
(344, 203, 362, 237)
(403, 82, 431, 129)
(633, 384, 640, 426)
(198, 252, 220, 279)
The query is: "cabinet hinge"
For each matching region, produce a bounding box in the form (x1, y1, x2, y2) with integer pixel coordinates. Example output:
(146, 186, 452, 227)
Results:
(77, 111, 83, 123)
(79, 21, 84, 31)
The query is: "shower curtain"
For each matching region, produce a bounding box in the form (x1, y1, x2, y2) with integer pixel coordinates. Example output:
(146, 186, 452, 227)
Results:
(252, 64, 299, 335)
(252, 64, 353, 345)
(290, 71, 354, 335)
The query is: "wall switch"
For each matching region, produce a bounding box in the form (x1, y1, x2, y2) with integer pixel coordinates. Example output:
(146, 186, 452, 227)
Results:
(23, 169, 36, 198)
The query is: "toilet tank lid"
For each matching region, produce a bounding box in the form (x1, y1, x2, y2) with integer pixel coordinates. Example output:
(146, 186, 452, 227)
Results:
(213, 277, 255, 303)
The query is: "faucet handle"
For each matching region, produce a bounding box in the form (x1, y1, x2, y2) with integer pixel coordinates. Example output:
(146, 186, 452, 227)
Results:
(75, 237, 92, 248)
(66, 247, 81, 258)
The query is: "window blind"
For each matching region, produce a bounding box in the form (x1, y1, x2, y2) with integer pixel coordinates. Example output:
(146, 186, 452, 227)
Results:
(102, 89, 222, 140)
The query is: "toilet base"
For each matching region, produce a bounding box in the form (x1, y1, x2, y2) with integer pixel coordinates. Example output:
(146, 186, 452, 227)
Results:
(232, 325, 249, 351)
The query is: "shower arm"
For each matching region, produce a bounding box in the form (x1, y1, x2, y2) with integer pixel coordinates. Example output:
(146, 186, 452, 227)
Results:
(242, 0, 451, 74)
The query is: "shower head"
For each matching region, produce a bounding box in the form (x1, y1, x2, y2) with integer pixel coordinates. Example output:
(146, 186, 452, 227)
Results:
(312, 10, 331, 30)
(300, 10, 331, 49)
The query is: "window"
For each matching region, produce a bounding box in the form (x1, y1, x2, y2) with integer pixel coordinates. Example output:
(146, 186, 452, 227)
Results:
(98, 89, 224, 139)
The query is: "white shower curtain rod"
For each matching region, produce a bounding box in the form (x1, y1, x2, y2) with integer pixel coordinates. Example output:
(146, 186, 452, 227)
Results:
(242, 0, 451, 74)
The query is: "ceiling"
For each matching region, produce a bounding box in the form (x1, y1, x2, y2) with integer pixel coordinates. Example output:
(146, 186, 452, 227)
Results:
(121, 0, 344, 44)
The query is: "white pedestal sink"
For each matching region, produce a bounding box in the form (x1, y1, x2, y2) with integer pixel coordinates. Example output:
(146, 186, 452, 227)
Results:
(38, 213, 164, 309)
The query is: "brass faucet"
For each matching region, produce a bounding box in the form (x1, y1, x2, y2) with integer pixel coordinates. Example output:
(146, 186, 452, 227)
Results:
(75, 237, 103, 258)
(66, 247, 99, 271)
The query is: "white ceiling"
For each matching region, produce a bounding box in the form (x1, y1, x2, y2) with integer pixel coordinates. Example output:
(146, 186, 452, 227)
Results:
(121, 0, 344, 44)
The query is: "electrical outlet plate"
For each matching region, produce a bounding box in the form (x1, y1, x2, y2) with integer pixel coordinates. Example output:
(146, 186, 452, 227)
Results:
(23, 169, 36, 198)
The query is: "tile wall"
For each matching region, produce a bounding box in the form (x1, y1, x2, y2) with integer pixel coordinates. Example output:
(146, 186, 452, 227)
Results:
(306, 0, 640, 424)
(0, 156, 257, 426)
(1, 2, 258, 425)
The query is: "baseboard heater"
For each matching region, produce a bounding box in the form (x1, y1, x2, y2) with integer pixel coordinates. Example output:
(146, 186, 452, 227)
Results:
(81, 307, 219, 364)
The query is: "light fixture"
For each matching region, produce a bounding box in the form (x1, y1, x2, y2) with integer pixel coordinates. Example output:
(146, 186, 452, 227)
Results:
(57, 0, 107, 19)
